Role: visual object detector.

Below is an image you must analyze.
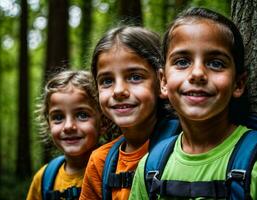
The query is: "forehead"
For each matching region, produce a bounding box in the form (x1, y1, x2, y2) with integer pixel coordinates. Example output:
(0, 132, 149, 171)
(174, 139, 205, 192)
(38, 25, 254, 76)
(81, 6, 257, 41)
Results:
(96, 45, 154, 75)
(50, 86, 97, 109)
(168, 20, 233, 55)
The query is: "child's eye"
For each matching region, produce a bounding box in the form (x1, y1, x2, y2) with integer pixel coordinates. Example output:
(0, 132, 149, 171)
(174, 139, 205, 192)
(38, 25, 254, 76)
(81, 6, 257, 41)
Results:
(50, 114, 64, 124)
(128, 74, 143, 83)
(174, 58, 190, 69)
(98, 78, 113, 88)
(207, 60, 225, 71)
(76, 111, 89, 121)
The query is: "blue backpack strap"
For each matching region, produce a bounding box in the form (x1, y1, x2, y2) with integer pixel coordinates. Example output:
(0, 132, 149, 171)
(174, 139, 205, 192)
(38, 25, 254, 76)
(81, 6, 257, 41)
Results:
(102, 136, 126, 200)
(226, 130, 257, 200)
(102, 119, 180, 200)
(144, 135, 178, 200)
(41, 155, 65, 200)
(149, 119, 180, 151)
(145, 129, 257, 200)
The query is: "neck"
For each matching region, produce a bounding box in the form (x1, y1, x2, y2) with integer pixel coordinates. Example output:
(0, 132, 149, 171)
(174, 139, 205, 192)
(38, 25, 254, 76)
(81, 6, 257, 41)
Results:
(179, 112, 237, 154)
(64, 150, 92, 175)
(120, 114, 157, 153)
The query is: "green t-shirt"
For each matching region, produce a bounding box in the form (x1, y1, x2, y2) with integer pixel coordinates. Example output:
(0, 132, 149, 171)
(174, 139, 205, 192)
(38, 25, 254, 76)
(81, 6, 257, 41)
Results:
(129, 125, 257, 200)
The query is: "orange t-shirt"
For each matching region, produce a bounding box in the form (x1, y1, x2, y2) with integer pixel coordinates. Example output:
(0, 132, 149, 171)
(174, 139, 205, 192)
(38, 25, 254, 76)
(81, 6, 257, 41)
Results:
(79, 135, 149, 200)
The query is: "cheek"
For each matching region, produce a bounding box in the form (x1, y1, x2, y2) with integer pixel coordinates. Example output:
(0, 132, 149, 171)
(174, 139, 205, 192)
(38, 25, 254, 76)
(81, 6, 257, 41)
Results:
(49, 124, 62, 137)
(83, 124, 99, 145)
(213, 75, 235, 95)
(132, 84, 158, 102)
(98, 89, 111, 105)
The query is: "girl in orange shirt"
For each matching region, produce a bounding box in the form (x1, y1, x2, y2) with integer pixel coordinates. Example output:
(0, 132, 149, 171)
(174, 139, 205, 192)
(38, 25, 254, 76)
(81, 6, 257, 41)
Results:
(79, 26, 177, 200)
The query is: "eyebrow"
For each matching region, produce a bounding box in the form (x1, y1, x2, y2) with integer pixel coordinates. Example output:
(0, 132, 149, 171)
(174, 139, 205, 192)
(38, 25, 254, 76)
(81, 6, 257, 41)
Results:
(168, 49, 232, 61)
(96, 66, 150, 79)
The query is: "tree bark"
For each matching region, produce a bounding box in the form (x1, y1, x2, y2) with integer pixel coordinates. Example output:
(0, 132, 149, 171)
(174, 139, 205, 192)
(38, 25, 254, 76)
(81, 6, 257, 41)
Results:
(16, 0, 31, 178)
(231, 0, 257, 113)
(118, 0, 143, 26)
(45, 0, 69, 76)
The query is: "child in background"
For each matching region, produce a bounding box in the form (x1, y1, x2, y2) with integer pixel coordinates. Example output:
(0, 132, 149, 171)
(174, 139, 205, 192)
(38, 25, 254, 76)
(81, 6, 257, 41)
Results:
(79, 26, 178, 200)
(27, 70, 109, 200)
(129, 7, 257, 199)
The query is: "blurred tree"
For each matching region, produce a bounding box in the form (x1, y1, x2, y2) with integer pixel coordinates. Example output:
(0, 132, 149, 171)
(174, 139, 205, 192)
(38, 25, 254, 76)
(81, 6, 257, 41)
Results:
(0, 17, 2, 175)
(118, 0, 143, 26)
(80, 0, 92, 67)
(16, 0, 32, 178)
(45, 0, 69, 75)
(43, 0, 69, 163)
(231, 0, 257, 113)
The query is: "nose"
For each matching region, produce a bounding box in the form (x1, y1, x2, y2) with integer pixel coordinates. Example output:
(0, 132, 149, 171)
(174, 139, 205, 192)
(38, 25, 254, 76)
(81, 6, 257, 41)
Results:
(188, 61, 207, 84)
(112, 78, 129, 100)
(63, 116, 76, 133)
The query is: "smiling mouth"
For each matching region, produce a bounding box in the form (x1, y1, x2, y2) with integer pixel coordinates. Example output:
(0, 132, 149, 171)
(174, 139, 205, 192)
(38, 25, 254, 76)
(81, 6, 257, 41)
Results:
(63, 136, 82, 141)
(182, 91, 212, 97)
(111, 104, 136, 109)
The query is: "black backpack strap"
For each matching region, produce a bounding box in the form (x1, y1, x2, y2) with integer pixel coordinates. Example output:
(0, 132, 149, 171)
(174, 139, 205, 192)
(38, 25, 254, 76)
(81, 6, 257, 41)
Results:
(107, 171, 135, 188)
(150, 179, 226, 198)
(144, 135, 178, 200)
(45, 186, 81, 200)
(226, 130, 257, 200)
(245, 114, 257, 130)
(102, 136, 126, 200)
(42, 155, 65, 200)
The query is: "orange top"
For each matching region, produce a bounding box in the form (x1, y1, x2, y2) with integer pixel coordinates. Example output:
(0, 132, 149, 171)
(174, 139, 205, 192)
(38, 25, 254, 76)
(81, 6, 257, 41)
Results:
(79, 135, 149, 200)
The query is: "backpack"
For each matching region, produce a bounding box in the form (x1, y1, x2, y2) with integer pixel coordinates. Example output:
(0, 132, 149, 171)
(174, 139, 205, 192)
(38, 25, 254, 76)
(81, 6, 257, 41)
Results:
(41, 155, 81, 200)
(144, 129, 257, 200)
(102, 118, 181, 200)
(246, 114, 257, 130)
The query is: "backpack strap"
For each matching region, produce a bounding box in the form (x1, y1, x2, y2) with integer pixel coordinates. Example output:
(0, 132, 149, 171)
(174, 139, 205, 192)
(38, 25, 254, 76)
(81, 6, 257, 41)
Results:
(41, 155, 65, 200)
(145, 135, 178, 200)
(45, 186, 81, 200)
(102, 136, 126, 200)
(145, 129, 257, 200)
(101, 119, 180, 200)
(226, 130, 257, 200)
(245, 114, 257, 130)
(149, 119, 180, 151)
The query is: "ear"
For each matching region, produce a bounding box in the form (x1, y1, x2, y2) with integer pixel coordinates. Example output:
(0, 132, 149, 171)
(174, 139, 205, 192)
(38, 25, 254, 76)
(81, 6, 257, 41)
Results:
(158, 69, 168, 99)
(233, 72, 247, 98)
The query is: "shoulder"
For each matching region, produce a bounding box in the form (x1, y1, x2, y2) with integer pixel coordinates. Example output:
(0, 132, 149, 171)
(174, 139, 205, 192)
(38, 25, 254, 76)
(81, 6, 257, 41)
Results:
(86, 136, 124, 175)
(91, 136, 123, 162)
(32, 165, 48, 185)
(26, 165, 47, 200)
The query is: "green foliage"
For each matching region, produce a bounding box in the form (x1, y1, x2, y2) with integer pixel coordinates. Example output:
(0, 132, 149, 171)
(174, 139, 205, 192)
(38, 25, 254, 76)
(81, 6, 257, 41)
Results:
(189, 0, 230, 16)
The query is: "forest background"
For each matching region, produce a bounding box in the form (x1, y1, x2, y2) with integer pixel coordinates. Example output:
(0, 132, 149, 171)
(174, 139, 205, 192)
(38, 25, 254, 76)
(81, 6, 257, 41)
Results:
(1, 0, 256, 199)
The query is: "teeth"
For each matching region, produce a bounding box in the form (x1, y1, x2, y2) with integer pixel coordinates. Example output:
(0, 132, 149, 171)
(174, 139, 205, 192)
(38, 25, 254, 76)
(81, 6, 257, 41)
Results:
(114, 104, 133, 109)
(187, 92, 208, 97)
(117, 105, 131, 109)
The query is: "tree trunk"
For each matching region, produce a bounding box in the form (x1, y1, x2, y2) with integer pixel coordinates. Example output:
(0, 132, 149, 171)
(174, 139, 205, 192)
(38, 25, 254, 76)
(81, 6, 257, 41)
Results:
(16, 0, 31, 178)
(43, 0, 69, 163)
(231, 0, 257, 113)
(45, 0, 69, 76)
(80, 0, 92, 67)
(118, 0, 143, 26)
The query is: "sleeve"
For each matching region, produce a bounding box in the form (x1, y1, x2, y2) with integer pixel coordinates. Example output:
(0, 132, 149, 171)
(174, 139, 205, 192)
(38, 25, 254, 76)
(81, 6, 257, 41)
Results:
(250, 161, 257, 198)
(129, 155, 149, 200)
(79, 153, 103, 200)
(26, 165, 47, 200)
